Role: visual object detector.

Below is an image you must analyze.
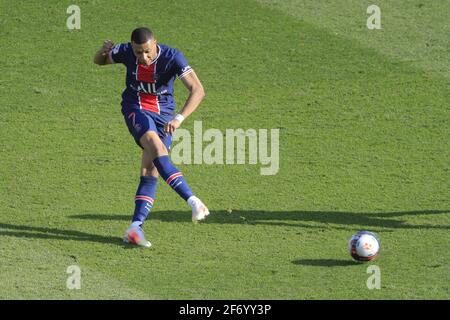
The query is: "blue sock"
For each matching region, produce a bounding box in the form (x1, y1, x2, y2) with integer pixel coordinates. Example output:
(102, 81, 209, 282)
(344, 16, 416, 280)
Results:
(153, 155, 194, 201)
(132, 176, 158, 225)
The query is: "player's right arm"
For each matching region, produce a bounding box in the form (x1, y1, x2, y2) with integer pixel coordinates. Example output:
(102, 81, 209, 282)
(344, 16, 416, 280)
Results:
(93, 40, 114, 65)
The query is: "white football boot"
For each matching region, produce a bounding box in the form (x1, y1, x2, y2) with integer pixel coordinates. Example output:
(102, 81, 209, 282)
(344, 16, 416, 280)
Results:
(188, 196, 210, 223)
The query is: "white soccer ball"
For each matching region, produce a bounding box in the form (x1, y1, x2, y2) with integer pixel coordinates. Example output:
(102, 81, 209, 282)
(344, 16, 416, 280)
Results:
(348, 231, 380, 262)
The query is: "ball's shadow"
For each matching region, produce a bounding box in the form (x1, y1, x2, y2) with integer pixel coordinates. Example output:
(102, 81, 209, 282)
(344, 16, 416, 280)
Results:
(292, 259, 359, 267)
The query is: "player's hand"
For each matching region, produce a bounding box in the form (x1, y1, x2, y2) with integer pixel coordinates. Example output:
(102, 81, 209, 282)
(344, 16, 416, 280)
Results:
(100, 40, 114, 56)
(164, 119, 181, 135)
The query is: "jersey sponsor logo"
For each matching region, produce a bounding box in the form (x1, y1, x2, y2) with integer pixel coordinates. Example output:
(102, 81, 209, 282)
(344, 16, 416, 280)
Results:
(138, 82, 157, 94)
(130, 82, 157, 95)
(133, 63, 158, 95)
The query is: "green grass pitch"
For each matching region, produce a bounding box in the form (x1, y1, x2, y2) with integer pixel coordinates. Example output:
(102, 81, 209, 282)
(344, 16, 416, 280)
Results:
(0, 0, 448, 299)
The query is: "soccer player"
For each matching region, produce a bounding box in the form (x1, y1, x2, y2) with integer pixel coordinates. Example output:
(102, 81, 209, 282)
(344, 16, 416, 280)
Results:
(93, 27, 209, 248)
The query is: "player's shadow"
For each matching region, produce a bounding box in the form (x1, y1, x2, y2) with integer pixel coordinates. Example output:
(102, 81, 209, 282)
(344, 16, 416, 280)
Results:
(70, 209, 450, 231)
(0, 223, 123, 246)
(3, 209, 448, 247)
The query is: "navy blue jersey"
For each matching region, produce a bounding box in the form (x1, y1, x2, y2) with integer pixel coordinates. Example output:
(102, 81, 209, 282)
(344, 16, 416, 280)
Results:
(109, 42, 193, 117)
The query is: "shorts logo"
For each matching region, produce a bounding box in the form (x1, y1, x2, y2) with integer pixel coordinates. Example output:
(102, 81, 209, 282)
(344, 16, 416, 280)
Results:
(134, 123, 142, 132)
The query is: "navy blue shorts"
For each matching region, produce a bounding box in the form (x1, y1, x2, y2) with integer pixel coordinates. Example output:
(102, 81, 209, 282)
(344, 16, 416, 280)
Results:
(122, 109, 173, 151)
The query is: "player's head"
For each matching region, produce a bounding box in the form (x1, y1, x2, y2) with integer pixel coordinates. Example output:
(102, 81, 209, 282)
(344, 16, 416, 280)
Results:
(131, 27, 157, 65)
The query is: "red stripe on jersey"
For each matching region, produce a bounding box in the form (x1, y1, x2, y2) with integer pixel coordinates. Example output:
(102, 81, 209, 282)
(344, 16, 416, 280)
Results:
(139, 92, 160, 114)
(136, 63, 156, 83)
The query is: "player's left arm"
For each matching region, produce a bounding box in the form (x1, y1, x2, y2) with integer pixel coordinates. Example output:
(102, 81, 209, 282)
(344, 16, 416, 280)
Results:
(164, 71, 205, 134)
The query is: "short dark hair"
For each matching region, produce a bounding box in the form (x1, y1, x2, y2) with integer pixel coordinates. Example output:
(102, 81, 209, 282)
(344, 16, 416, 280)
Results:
(131, 27, 154, 44)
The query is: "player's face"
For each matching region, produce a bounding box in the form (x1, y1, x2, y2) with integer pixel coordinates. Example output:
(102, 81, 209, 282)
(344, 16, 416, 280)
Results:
(131, 39, 156, 65)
